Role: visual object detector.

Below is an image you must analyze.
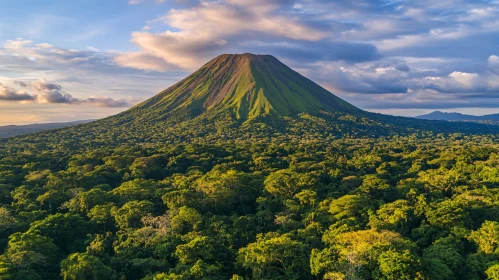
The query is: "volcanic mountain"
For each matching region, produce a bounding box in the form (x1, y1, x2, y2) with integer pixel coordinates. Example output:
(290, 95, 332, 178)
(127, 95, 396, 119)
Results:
(116, 53, 361, 124)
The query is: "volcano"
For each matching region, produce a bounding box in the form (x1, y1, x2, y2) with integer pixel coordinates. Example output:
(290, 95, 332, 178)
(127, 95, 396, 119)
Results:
(116, 53, 361, 124)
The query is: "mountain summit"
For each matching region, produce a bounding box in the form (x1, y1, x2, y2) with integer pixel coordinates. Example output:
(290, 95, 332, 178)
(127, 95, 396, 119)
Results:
(121, 53, 360, 123)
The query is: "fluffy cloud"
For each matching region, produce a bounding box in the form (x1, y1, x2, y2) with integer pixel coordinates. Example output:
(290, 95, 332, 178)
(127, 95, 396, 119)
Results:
(33, 79, 79, 104)
(0, 79, 132, 108)
(489, 55, 499, 75)
(32, 80, 132, 107)
(114, 52, 178, 72)
(0, 83, 35, 101)
(1, 39, 111, 67)
(116, 0, 332, 70)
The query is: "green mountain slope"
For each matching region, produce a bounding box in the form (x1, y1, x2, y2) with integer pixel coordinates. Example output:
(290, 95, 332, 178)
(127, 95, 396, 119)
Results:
(118, 53, 360, 123)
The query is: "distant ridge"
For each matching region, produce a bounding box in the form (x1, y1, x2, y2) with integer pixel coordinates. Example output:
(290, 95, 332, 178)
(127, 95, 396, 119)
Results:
(0, 120, 94, 138)
(416, 111, 499, 122)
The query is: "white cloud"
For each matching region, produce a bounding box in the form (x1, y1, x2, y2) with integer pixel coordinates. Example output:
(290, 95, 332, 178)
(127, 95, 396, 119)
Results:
(489, 55, 499, 75)
(114, 51, 178, 71)
(448, 71, 480, 88)
(116, 0, 329, 70)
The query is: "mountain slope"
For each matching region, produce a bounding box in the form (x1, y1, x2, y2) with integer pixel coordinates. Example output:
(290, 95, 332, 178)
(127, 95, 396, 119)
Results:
(117, 53, 360, 123)
(0, 120, 93, 138)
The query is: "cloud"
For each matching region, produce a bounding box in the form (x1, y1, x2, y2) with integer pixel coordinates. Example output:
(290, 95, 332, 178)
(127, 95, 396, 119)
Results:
(85, 97, 132, 108)
(116, 0, 331, 70)
(129, 0, 165, 4)
(32, 80, 132, 107)
(32, 79, 80, 104)
(0, 38, 114, 68)
(0, 38, 173, 108)
(305, 60, 411, 95)
(115, 50, 183, 72)
(489, 55, 499, 75)
(0, 83, 35, 101)
(421, 71, 497, 94)
(0, 79, 132, 108)
(14, 81, 28, 88)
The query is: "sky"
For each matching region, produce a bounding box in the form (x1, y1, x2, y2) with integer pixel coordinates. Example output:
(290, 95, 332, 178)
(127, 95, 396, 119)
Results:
(1, 0, 499, 125)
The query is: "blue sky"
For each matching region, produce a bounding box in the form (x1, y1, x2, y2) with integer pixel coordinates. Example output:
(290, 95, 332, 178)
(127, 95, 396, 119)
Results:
(1, 0, 499, 124)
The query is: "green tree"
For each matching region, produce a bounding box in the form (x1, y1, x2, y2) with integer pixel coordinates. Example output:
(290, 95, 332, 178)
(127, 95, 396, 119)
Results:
(111, 200, 155, 229)
(111, 179, 158, 201)
(264, 169, 317, 200)
(375, 250, 423, 280)
(486, 264, 499, 280)
(469, 221, 499, 254)
(60, 253, 116, 280)
(237, 232, 310, 279)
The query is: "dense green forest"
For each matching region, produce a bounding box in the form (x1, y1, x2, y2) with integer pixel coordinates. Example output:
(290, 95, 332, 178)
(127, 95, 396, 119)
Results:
(1, 130, 499, 279)
(2, 54, 499, 279)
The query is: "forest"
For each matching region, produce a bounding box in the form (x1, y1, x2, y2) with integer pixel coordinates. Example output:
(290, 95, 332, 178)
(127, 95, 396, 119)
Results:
(1, 54, 499, 280)
(1, 129, 499, 279)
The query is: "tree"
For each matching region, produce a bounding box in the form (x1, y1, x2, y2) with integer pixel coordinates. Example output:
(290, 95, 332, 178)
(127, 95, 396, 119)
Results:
(88, 203, 115, 232)
(359, 175, 397, 202)
(368, 200, 415, 234)
(170, 207, 202, 234)
(310, 247, 339, 278)
(332, 229, 411, 279)
(469, 221, 499, 254)
(0, 207, 18, 233)
(329, 194, 372, 222)
(3, 231, 61, 279)
(375, 250, 423, 280)
(111, 200, 154, 229)
(129, 155, 165, 179)
(422, 243, 464, 279)
(426, 200, 471, 229)
(486, 264, 499, 280)
(237, 232, 310, 279)
(60, 253, 116, 280)
(264, 169, 317, 200)
(111, 179, 158, 201)
(63, 189, 111, 214)
(27, 213, 92, 253)
(194, 170, 263, 213)
(111, 200, 155, 229)
(172, 235, 232, 279)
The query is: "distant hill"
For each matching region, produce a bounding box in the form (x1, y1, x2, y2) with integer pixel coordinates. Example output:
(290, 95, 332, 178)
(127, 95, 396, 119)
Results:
(0, 120, 94, 138)
(416, 111, 499, 124)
